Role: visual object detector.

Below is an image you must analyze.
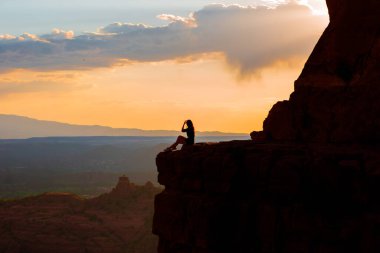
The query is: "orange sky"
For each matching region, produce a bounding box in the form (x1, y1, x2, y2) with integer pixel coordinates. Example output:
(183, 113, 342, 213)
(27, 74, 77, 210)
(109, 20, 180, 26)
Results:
(0, 1, 328, 134)
(0, 54, 307, 133)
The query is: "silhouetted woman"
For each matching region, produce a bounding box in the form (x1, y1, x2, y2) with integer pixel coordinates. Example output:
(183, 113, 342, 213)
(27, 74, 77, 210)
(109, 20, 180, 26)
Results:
(165, 120, 195, 151)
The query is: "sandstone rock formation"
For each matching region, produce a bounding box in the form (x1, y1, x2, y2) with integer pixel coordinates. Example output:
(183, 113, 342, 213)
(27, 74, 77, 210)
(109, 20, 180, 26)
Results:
(154, 142, 380, 253)
(263, 0, 380, 143)
(153, 1, 380, 252)
(110, 175, 136, 195)
(0, 177, 161, 253)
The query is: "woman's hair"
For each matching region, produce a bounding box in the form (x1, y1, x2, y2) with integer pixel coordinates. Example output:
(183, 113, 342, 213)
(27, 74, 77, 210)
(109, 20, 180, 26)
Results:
(186, 119, 194, 128)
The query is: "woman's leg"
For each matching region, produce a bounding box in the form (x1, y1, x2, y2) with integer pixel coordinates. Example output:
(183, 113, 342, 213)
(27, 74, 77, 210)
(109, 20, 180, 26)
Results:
(168, 135, 187, 150)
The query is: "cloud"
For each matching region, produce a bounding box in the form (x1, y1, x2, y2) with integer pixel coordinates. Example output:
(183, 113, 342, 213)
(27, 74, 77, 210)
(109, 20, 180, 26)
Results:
(0, 80, 73, 95)
(157, 14, 197, 27)
(97, 23, 152, 34)
(0, 34, 17, 40)
(0, 71, 89, 96)
(41, 29, 75, 40)
(0, 1, 328, 76)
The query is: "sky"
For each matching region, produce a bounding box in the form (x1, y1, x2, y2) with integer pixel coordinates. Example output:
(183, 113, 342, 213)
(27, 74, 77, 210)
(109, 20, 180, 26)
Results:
(0, 0, 329, 133)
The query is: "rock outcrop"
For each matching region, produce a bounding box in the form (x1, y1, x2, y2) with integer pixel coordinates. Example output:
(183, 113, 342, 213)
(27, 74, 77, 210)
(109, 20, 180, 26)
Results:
(263, 0, 380, 143)
(153, 1, 380, 253)
(153, 142, 380, 253)
(110, 175, 136, 195)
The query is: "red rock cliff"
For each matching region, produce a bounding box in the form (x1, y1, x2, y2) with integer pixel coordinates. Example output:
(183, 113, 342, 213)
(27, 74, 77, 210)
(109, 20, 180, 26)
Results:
(153, 1, 380, 253)
(153, 143, 380, 253)
(263, 0, 380, 143)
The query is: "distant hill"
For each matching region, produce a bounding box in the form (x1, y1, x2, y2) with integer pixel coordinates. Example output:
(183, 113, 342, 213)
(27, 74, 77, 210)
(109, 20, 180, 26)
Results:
(0, 114, 247, 139)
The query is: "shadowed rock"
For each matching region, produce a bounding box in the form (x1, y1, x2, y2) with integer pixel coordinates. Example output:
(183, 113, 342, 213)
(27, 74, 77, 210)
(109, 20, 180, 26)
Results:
(153, 1, 380, 252)
(110, 175, 136, 196)
(263, 0, 380, 143)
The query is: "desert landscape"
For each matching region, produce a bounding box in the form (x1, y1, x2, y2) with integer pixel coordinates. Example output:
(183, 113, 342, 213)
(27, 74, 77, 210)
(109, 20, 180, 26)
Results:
(0, 176, 160, 253)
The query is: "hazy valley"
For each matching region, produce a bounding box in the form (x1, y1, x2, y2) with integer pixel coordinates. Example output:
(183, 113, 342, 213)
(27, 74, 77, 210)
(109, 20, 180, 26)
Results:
(0, 135, 248, 199)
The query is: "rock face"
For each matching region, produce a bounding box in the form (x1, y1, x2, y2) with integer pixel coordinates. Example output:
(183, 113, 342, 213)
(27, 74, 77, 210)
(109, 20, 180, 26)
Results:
(263, 0, 380, 143)
(153, 142, 380, 253)
(153, 1, 380, 253)
(110, 175, 135, 196)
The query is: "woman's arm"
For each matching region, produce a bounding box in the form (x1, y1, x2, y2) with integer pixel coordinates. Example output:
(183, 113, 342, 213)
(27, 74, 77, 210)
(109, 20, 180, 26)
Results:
(181, 121, 187, 132)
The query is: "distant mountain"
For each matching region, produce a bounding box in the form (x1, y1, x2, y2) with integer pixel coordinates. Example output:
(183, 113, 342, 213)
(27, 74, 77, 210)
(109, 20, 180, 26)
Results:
(0, 114, 247, 139)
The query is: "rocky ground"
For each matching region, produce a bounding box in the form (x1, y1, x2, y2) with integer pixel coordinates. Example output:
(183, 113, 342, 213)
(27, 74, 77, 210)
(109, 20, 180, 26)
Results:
(0, 176, 161, 253)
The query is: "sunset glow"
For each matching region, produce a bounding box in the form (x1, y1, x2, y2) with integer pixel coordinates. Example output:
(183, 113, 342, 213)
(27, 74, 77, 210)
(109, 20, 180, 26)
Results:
(0, 0, 329, 133)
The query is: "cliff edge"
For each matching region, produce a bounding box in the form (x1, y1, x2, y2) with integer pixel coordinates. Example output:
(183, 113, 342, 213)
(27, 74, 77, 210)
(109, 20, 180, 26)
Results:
(153, 1, 380, 253)
(154, 143, 379, 253)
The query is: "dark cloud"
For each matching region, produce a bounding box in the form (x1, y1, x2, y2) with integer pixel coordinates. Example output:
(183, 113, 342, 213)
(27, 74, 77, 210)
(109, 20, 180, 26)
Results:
(0, 1, 328, 75)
